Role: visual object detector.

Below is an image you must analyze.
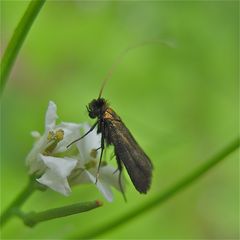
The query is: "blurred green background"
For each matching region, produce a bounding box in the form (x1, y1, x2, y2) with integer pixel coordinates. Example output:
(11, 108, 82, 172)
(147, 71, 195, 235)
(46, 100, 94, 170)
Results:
(1, 1, 239, 239)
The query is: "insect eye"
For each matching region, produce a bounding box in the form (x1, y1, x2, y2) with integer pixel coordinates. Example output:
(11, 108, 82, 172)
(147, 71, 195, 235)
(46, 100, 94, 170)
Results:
(89, 111, 96, 119)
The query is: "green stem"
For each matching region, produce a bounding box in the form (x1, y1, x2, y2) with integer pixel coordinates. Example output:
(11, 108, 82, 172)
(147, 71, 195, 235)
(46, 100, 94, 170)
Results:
(0, 0, 46, 96)
(17, 200, 103, 227)
(77, 137, 240, 238)
(0, 179, 36, 227)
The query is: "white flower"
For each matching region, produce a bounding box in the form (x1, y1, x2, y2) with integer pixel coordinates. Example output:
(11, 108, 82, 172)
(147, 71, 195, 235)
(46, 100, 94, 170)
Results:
(26, 101, 81, 174)
(37, 155, 77, 196)
(37, 124, 124, 201)
(26, 102, 124, 201)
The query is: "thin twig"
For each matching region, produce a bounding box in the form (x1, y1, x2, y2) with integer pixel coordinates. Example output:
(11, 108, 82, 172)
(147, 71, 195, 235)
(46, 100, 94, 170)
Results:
(17, 200, 103, 227)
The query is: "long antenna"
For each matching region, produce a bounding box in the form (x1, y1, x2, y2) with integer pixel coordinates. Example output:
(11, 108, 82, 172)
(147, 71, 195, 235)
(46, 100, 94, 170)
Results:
(97, 39, 175, 99)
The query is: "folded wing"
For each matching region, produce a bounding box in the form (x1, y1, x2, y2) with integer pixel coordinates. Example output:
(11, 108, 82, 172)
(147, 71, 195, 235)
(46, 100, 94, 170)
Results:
(107, 119, 153, 193)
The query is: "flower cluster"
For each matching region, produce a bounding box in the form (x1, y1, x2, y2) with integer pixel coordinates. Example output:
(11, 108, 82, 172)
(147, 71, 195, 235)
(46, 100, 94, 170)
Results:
(26, 101, 123, 202)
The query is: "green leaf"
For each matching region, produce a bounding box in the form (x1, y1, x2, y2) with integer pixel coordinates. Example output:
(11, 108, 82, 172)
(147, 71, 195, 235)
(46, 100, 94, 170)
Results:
(0, 0, 45, 96)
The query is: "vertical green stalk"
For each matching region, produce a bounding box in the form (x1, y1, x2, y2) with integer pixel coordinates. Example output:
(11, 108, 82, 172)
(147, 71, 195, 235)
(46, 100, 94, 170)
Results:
(0, 0, 46, 96)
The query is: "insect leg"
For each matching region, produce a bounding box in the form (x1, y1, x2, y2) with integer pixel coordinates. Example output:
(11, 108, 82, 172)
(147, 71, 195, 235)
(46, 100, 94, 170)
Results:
(115, 155, 127, 202)
(95, 121, 105, 184)
(67, 120, 98, 148)
(110, 151, 116, 161)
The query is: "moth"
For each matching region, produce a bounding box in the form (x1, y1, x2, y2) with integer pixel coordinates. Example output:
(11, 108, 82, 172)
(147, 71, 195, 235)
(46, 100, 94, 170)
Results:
(67, 93, 153, 196)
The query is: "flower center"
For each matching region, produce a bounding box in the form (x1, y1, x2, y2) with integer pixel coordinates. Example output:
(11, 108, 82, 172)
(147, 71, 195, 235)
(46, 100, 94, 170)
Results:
(85, 160, 97, 170)
(44, 129, 64, 155)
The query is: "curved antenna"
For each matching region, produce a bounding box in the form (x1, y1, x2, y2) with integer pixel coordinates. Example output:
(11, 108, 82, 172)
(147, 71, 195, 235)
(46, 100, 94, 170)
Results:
(97, 39, 175, 99)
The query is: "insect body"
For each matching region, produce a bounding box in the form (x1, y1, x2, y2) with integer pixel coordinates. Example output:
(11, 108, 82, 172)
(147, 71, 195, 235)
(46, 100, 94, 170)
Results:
(71, 98, 153, 194)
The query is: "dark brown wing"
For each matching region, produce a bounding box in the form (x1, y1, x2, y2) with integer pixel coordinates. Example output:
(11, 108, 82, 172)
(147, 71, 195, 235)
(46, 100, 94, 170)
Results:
(105, 111, 153, 193)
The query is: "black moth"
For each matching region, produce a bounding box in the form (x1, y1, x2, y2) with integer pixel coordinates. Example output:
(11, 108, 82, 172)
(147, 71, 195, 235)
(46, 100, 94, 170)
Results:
(68, 97, 153, 195)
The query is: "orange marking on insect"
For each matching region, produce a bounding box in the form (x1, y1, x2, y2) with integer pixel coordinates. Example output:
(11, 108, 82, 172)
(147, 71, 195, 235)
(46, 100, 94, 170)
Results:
(103, 109, 114, 120)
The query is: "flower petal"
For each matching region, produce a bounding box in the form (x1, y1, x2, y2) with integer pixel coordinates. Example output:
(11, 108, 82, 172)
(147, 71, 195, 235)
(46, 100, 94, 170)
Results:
(76, 123, 101, 163)
(45, 101, 58, 130)
(31, 131, 41, 139)
(39, 155, 77, 177)
(26, 133, 49, 174)
(55, 122, 82, 152)
(36, 155, 78, 196)
(85, 170, 113, 202)
(37, 170, 71, 196)
(99, 165, 125, 192)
